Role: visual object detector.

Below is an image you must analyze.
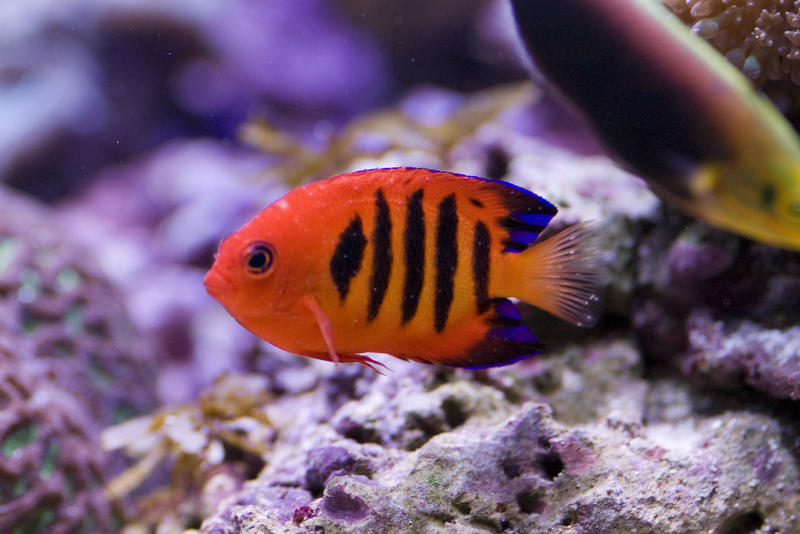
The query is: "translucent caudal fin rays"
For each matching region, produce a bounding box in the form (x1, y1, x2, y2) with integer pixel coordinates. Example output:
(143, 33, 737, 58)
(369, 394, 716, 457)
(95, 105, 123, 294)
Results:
(507, 221, 606, 327)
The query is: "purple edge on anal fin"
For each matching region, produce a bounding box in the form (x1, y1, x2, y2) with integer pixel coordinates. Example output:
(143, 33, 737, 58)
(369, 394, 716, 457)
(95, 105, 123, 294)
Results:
(460, 351, 540, 370)
(451, 298, 543, 369)
(494, 298, 522, 319)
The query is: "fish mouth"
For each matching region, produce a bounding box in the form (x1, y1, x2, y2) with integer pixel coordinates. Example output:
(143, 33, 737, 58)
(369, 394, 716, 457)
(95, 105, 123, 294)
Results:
(203, 269, 234, 300)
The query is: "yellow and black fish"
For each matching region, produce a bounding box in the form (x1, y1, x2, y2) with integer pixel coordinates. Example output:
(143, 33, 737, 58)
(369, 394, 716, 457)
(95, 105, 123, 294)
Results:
(511, 0, 800, 251)
(204, 168, 603, 369)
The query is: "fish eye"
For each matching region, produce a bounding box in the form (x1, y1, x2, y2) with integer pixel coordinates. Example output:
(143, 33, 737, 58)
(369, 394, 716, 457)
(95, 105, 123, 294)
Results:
(243, 242, 274, 276)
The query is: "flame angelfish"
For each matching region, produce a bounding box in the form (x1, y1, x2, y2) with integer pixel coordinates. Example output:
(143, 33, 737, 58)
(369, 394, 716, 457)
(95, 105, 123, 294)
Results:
(204, 168, 603, 369)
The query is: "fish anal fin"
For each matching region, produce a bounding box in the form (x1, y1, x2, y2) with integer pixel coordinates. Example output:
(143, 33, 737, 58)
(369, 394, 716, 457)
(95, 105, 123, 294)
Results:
(442, 298, 543, 369)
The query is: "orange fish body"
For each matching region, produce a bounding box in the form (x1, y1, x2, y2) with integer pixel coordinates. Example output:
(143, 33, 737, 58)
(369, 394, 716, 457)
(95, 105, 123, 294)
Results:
(204, 168, 602, 368)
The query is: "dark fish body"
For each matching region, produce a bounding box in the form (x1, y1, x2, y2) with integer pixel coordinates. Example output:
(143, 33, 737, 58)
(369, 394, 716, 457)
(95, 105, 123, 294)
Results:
(511, 0, 800, 250)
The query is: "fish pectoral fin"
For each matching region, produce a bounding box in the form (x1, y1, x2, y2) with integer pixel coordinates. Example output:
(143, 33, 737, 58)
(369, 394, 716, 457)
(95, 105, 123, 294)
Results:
(301, 295, 341, 364)
(300, 351, 390, 373)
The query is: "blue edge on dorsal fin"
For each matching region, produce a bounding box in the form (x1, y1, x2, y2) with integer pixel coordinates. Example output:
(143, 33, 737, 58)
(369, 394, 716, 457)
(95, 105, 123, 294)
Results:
(398, 169, 557, 252)
(472, 176, 558, 252)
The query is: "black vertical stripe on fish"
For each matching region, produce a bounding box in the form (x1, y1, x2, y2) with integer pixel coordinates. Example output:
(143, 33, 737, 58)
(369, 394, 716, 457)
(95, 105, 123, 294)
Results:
(330, 215, 367, 302)
(402, 189, 425, 324)
(472, 221, 491, 314)
(434, 194, 458, 332)
(368, 189, 393, 322)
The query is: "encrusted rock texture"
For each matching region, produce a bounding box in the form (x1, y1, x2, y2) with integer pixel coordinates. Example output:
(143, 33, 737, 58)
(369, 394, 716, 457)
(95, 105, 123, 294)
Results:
(198, 346, 800, 533)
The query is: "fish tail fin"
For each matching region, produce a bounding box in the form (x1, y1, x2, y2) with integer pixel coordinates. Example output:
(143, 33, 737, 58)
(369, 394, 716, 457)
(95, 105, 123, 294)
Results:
(504, 221, 606, 327)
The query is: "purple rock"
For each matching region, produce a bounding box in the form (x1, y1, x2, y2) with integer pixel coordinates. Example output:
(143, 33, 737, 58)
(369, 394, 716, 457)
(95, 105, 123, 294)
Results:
(551, 435, 596, 476)
(667, 240, 733, 283)
(682, 311, 800, 399)
(321, 482, 371, 522)
(253, 486, 314, 524)
(304, 446, 357, 496)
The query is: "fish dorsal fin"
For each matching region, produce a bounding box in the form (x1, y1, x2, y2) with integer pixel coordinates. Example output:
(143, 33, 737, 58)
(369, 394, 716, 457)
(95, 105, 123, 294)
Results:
(468, 178, 558, 252)
(363, 168, 558, 252)
(465, 175, 559, 252)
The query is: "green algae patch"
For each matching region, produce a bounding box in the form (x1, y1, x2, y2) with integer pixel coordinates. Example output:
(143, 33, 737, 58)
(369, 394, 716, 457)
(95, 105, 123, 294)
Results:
(80, 513, 95, 534)
(2, 424, 38, 457)
(113, 402, 136, 424)
(40, 440, 60, 479)
(11, 476, 28, 498)
(56, 268, 81, 293)
(63, 475, 76, 499)
(12, 508, 54, 534)
(0, 237, 19, 274)
(426, 473, 444, 493)
(64, 303, 84, 335)
(88, 356, 113, 386)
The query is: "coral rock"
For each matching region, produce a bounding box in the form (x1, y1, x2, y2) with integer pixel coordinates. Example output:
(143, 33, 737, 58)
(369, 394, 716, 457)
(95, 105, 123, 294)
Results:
(197, 340, 800, 533)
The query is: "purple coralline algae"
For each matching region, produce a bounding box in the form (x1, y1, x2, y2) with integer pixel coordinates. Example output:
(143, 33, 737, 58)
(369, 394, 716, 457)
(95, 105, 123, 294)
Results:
(634, 221, 800, 401)
(683, 311, 800, 399)
(198, 345, 800, 533)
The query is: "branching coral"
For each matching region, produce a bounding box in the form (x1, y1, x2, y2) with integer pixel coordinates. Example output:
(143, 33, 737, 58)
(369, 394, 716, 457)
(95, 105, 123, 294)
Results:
(0, 187, 163, 532)
(662, 0, 800, 85)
